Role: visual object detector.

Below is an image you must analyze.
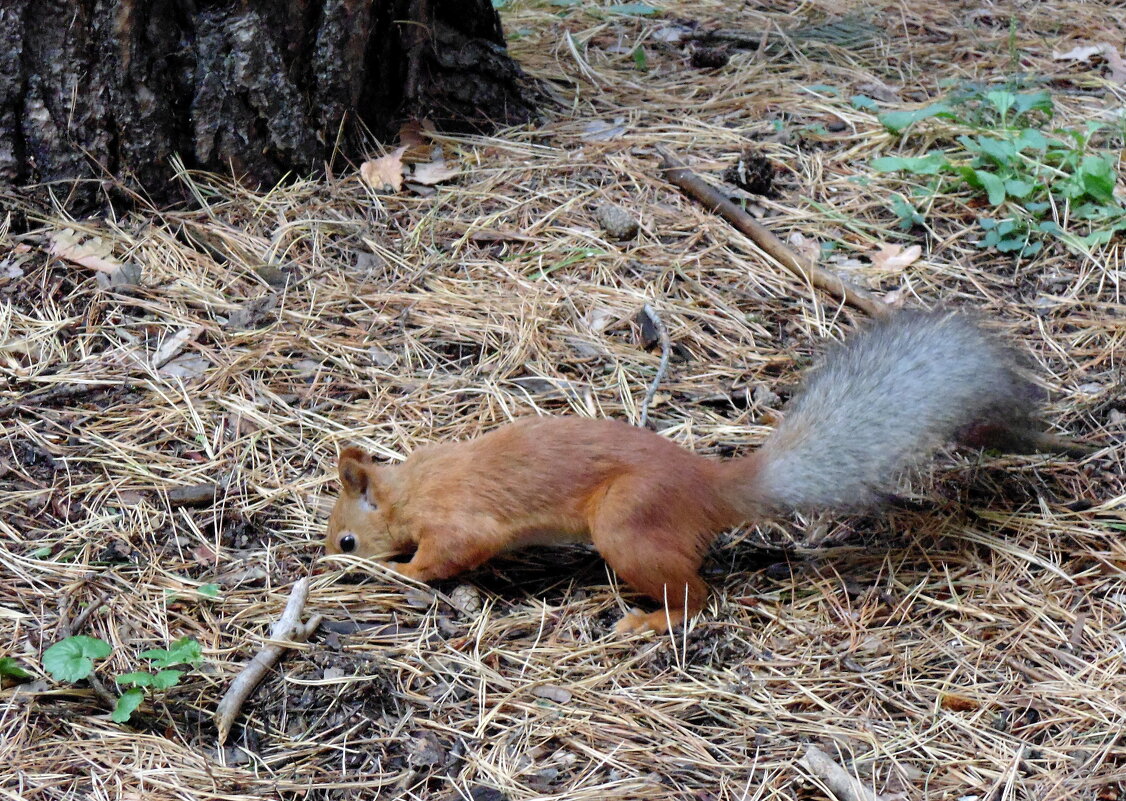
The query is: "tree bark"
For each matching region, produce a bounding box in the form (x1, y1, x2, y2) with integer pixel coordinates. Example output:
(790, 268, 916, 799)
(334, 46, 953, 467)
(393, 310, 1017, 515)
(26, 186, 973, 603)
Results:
(0, 0, 537, 212)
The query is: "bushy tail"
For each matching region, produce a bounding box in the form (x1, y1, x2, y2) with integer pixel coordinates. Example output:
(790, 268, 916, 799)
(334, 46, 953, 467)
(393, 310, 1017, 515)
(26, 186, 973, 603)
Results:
(724, 311, 1063, 514)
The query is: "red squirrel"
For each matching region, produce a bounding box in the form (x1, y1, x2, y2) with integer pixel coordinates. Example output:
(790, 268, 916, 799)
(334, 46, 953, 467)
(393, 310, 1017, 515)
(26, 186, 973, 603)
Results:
(325, 311, 1084, 634)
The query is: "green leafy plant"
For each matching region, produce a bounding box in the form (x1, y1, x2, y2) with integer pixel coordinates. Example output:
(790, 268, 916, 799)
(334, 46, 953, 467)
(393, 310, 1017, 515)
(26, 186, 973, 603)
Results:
(41, 635, 204, 724)
(871, 89, 1125, 256)
(42, 635, 112, 682)
(631, 46, 648, 71)
(605, 2, 659, 15)
(0, 657, 32, 680)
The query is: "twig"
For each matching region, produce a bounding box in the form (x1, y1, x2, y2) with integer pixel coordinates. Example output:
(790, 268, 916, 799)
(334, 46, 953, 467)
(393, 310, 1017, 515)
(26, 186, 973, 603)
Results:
(168, 482, 220, 508)
(798, 744, 887, 801)
(66, 592, 111, 638)
(655, 147, 891, 320)
(0, 381, 119, 420)
(638, 303, 671, 427)
(214, 577, 322, 744)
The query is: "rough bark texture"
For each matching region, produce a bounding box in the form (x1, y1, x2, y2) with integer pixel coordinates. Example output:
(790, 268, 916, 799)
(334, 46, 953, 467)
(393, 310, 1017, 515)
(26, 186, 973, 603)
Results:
(0, 0, 537, 212)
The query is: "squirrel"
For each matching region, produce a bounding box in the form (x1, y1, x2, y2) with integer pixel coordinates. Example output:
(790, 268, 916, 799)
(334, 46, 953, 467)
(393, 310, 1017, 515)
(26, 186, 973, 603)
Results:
(324, 310, 1086, 634)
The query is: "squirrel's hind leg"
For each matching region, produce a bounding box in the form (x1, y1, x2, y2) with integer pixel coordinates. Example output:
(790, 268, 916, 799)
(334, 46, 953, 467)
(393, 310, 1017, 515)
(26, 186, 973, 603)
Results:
(589, 481, 710, 635)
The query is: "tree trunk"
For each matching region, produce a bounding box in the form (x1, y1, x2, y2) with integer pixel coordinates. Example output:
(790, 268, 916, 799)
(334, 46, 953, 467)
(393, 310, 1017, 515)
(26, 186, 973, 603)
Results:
(0, 0, 537, 213)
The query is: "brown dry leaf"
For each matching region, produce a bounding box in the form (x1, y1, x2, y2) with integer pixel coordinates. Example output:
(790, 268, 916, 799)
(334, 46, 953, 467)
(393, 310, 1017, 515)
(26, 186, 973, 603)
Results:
(359, 146, 407, 193)
(582, 307, 615, 333)
(787, 231, 821, 264)
(192, 544, 219, 566)
(410, 160, 460, 186)
(870, 243, 922, 272)
(152, 325, 204, 369)
(855, 79, 901, 102)
(47, 228, 123, 275)
(398, 119, 427, 149)
(1052, 42, 1126, 84)
(114, 490, 146, 506)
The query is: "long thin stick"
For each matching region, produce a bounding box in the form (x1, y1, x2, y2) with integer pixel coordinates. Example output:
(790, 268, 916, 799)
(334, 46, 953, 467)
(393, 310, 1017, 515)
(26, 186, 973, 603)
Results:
(214, 578, 322, 745)
(656, 147, 891, 320)
(638, 303, 671, 427)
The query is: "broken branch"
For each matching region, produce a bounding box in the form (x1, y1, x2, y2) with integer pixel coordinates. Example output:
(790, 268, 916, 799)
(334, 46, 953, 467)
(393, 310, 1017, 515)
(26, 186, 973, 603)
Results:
(656, 147, 891, 320)
(214, 577, 322, 744)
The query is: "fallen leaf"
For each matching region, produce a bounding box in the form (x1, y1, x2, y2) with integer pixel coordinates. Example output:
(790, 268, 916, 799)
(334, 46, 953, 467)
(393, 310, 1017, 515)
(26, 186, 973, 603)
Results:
(855, 79, 901, 102)
(869, 243, 922, 272)
(359, 146, 407, 193)
(192, 544, 219, 566)
(152, 325, 203, 369)
(651, 24, 693, 44)
(368, 346, 397, 367)
(509, 377, 586, 399)
(1052, 42, 1126, 84)
(0, 256, 26, 281)
(787, 231, 821, 264)
(580, 118, 628, 141)
(398, 119, 427, 149)
(407, 733, 446, 767)
(95, 262, 142, 289)
(47, 228, 121, 274)
(225, 294, 278, 329)
(409, 160, 460, 186)
(158, 353, 210, 380)
(227, 414, 260, 436)
(582, 307, 615, 333)
(532, 685, 573, 704)
(403, 182, 436, 197)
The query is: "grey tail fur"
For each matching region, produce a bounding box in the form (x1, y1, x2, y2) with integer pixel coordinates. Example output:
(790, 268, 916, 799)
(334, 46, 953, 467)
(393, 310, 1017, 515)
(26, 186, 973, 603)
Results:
(742, 310, 1053, 512)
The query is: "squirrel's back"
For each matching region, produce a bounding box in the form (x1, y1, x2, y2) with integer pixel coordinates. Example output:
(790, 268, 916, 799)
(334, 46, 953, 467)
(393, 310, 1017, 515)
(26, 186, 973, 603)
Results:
(739, 310, 1044, 511)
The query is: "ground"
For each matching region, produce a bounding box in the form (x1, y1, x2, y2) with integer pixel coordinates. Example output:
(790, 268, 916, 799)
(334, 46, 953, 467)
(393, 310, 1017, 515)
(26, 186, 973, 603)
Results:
(2, 1, 1124, 800)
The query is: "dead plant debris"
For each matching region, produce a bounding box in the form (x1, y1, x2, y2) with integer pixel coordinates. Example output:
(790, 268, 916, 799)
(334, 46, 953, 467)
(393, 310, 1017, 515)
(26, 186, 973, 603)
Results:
(1, 2, 1124, 800)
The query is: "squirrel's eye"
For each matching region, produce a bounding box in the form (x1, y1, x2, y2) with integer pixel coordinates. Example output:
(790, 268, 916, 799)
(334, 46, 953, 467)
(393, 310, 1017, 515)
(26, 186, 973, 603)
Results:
(339, 534, 357, 553)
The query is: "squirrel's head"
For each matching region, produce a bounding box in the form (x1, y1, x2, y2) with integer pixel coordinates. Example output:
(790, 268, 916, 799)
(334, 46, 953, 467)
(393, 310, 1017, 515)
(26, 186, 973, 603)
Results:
(325, 446, 407, 558)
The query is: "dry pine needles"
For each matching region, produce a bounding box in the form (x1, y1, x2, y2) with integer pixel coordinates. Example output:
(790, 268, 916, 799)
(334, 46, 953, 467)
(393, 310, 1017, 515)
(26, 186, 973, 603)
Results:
(1, 1, 1124, 800)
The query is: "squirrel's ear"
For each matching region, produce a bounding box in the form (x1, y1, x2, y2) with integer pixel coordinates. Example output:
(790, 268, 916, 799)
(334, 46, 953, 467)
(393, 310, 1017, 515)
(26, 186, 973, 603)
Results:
(338, 447, 374, 496)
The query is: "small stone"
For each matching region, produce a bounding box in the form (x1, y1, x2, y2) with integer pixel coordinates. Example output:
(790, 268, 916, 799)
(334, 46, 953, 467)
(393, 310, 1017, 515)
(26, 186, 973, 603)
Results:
(595, 204, 639, 240)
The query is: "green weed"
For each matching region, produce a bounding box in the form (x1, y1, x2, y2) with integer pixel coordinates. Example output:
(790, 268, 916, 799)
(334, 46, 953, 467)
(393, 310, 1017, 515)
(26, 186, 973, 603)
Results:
(870, 89, 1124, 256)
(42, 635, 204, 724)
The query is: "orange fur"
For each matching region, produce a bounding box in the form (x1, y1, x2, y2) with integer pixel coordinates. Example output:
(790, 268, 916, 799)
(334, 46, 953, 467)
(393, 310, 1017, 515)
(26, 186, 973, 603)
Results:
(325, 417, 757, 634)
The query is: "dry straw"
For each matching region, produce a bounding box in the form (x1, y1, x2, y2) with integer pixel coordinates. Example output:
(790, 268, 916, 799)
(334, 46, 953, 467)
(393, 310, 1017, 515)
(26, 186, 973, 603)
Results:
(2, 1, 1124, 800)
